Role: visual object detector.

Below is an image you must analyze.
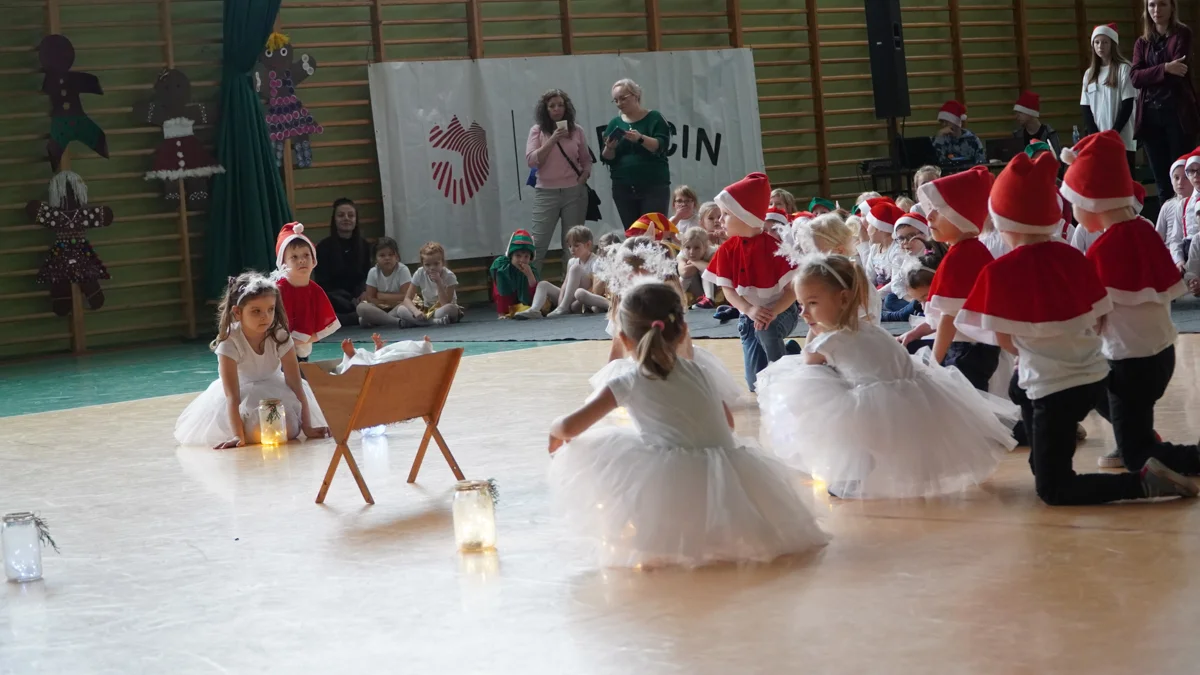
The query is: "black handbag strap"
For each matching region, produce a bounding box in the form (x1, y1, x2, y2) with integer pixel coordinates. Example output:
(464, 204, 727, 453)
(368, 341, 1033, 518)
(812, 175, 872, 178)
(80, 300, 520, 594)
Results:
(555, 142, 583, 178)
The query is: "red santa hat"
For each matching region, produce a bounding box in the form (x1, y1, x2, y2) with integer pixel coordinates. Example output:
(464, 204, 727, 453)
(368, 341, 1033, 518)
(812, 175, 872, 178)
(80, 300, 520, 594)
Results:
(1171, 153, 1191, 176)
(856, 195, 894, 218)
(937, 100, 967, 127)
(896, 212, 930, 237)
(1186, 151, 1200, 172)
(917, 166, 993, 234)
(765, 206, 791, 228)
(275, 222, 317, 269)
(1092, 23, 1119, 44)
(866, 201, 905, 234)
(1060, 130, 1138, 212)
(989, 152, 1064, 234)
(790, 211, 815, 227)
(715, 172, 770, 230)
(1013, 91, 1040, 118)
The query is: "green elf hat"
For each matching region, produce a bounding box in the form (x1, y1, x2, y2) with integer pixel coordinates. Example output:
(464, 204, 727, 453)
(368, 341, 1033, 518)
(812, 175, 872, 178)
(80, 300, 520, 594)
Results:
(506, 229, 536, 257)
(808, 197, 835, 213)
(1024, 140, 1054, 159)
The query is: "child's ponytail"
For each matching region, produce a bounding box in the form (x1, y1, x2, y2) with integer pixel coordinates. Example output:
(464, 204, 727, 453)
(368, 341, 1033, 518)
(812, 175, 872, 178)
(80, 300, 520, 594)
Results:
(210, 275, 241, 350)
(618, 281, 685, 380)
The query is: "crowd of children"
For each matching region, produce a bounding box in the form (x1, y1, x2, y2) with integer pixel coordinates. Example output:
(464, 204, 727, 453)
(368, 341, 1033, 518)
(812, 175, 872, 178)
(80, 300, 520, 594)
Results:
(173, 108, 1200, 570)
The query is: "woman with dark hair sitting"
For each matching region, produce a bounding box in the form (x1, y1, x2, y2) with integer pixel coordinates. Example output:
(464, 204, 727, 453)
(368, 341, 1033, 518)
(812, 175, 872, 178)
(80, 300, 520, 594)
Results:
(526, 88, 593, 271)
(314, 198, 372, 327)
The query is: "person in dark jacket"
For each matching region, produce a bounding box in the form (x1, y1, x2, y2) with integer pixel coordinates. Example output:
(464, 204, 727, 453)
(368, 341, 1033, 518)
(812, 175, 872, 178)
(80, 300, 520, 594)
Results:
(314, 198, 372, 327)
(1131, 0, 1199, 199)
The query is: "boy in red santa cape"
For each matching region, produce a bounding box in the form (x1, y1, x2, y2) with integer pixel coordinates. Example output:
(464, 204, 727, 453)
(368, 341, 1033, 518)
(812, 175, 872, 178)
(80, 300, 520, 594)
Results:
(900, 166, 999, 392)
(954, 150, 1196, 505)
(1060, 130, 1200, 476)
(275, 222, 340, 362)
(702, 173, 799, 392)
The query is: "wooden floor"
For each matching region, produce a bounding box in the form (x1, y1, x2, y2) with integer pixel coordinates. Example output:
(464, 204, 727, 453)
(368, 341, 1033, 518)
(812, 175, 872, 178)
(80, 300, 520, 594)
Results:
(3, 337, 1200, 674)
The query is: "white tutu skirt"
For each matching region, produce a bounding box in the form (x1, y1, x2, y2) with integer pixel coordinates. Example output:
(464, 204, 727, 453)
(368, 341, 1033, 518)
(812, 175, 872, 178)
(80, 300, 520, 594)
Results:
(590, 347, 743, 407)
(548, 428, 829, 568)
(758, 357, 1014, 499)
(174, 376, 326, 447)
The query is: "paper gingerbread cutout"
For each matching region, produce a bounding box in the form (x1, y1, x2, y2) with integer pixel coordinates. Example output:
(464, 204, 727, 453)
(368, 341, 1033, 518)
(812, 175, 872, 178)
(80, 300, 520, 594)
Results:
(132, 69, 225, 207)
(38, 34, 109, 171)
(253, 33, 323, 169)
(25, 172, 113, 317)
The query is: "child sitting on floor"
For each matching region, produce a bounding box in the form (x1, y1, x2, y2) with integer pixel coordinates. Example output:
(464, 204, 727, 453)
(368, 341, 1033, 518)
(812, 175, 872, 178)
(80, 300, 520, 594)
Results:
(549, 225, 596, 316)
(697, 200, 726, 246)
(408, 241, 463, 326)
(547, 281, 828, 568)
(670, 185, 700, 233)
(489, 229, 561, 319)
(274, 222, 340, 361)
(175, 271, 330, 449)
(677, 226, 718, 309)
(355, 236, 421, 328)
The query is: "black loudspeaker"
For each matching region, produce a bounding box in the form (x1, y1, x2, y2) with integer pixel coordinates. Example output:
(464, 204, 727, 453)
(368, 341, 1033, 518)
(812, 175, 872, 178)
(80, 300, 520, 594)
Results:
(864, 0, 911, 120)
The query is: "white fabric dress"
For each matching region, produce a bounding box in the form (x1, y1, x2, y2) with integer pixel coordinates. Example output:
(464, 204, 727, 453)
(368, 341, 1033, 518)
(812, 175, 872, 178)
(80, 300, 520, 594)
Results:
(174, 325, 326, 446)
(757, 323, 1014, 499)
(603, 316, 743, 406)
(551, 358, 829, 568)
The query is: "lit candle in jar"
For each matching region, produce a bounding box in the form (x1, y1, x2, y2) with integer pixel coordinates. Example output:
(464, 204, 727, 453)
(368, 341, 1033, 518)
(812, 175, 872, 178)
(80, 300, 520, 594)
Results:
(452, 480, 497, 552)
(258, 398, 287, 446)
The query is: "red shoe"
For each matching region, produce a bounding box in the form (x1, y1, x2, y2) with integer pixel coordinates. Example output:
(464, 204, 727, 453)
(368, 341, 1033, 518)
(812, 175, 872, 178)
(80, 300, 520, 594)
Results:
(693, 296, 715, 310)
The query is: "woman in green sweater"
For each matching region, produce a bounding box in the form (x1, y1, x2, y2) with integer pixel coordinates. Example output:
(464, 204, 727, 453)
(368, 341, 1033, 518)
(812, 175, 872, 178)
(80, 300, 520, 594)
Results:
(600, 78, 672, 229)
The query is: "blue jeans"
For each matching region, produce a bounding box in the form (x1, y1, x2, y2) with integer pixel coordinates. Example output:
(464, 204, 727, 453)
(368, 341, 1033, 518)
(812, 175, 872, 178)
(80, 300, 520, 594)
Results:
(737, 302, 800, 391)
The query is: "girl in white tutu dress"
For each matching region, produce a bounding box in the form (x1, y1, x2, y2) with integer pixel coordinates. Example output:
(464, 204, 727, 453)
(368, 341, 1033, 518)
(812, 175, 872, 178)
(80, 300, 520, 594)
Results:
(175, 272, 329, 449)
(757, 255, 1014, 499)
(548, 282, 829, 568)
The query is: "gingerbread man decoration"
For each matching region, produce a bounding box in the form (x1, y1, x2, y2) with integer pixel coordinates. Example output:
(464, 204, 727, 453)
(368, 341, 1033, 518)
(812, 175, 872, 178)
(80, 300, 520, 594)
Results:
(25, 172, 113, 316)
(133, 69, 225, 206)
(253, 33, 323, 169)
(38, 34, 109, 170)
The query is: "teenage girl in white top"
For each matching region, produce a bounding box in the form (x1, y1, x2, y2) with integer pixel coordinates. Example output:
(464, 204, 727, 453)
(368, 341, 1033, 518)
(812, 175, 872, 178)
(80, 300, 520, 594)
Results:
(1080, 23, 1137, 171)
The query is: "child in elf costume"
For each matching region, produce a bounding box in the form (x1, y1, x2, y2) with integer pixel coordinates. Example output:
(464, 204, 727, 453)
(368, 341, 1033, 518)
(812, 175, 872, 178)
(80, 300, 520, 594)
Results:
(702, 172, 799, 392)
(954, 151, 1196, 505)
(900, 166, 999, 391)
(488, 229, 561, 319)
(1060, 130, 1200, 475)
(275, 222, 340, 361)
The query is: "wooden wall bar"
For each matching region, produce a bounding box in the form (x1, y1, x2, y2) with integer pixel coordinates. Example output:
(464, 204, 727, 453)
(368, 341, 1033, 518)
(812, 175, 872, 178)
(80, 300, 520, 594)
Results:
(0, 0, 1152, 359)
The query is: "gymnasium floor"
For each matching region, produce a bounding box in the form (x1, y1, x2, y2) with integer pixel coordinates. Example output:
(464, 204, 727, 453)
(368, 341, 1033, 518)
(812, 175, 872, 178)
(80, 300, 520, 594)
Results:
(3, 336, 1200, 674)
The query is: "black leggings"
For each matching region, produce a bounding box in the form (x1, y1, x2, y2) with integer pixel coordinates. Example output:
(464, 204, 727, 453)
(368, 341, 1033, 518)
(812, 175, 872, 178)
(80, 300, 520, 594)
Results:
(1094, 346, 1200, 475)
(1140, 105, 1196, 201)
(611, 182, 670, 230)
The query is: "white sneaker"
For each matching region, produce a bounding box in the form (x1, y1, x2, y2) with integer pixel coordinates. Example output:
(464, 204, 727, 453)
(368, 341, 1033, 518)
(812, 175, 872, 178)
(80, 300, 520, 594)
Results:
(513, 308, 544, 320)
(1098, 448, 1124, 469)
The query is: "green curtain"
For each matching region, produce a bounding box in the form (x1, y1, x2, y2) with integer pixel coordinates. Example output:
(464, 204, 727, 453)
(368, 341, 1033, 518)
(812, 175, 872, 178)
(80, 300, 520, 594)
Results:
(204, 0, 291, 299)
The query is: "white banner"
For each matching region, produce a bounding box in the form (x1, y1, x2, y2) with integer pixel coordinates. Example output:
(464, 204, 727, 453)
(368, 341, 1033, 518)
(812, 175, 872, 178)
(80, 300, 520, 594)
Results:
(368, 49, 764, 262)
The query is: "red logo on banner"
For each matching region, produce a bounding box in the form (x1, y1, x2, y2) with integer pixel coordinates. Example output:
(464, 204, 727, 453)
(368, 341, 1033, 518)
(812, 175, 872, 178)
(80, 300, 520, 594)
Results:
(429, 116, 490, 205)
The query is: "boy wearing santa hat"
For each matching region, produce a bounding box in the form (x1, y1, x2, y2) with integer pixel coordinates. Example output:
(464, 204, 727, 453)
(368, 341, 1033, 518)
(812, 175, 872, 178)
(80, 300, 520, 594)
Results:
(702, 172, 799, 391)
(955, 151, 1196, 504)
(899, 166, 999, 391)
(1174, 152, 1200, 268)
(1063, 130, 1200, 476)
(275, 222, 340, 361)
(932, 100, 985, 165)
(1012, 91, 1063, 161)
(1161, 154, 1193, 260)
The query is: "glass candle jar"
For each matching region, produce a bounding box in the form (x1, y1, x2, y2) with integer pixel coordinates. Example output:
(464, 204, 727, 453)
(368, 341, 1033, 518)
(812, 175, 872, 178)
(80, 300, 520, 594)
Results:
(452, 480, 497, 552)
(3, 512, 43, 583)
(258, 398, 287, 446)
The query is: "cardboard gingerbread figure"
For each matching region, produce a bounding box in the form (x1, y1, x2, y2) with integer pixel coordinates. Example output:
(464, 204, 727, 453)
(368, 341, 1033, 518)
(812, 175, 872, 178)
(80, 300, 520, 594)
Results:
(254, 32, 323, 169)
(133, 68, 225, 206)
(25, 172, 113, 316)
(38, 34, 109, 170)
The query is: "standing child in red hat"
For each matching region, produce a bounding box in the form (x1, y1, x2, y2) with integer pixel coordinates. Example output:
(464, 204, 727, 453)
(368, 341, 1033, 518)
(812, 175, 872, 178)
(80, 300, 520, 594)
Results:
(275, 222, 340, 361)
(1061, 130, 1200, 476)
(900, 166, 999, 391)
(702, 172, 799, 392)
(955, 150, 1196, 504)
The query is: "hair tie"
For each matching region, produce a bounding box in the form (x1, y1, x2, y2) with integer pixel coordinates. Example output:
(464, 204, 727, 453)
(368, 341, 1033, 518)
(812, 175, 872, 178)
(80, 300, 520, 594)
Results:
(651, 320, 665, 330)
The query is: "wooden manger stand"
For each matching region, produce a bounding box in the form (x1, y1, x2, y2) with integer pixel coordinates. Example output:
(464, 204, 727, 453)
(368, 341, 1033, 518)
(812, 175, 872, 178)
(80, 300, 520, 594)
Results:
(299, 348, 466, 504)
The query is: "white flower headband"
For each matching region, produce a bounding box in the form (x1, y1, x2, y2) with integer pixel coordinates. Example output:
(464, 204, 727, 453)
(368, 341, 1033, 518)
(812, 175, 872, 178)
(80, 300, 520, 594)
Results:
(594, 239, 677, 296)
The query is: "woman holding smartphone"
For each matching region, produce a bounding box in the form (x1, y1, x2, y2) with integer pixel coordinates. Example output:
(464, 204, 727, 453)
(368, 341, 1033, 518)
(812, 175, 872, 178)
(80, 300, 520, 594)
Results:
(526, 88, 594, 270)
(601, 78, 672, 230)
